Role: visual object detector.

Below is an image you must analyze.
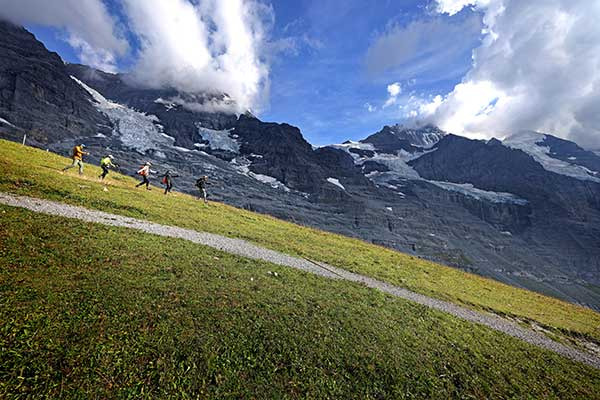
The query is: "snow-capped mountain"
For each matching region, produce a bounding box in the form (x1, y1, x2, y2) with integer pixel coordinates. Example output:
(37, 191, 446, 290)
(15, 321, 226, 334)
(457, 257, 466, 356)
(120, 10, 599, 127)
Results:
(504, 131, 600, 182)
(328, 126, 527, 206)
(363, 124, 446, 149)
(2, 20, 600, 310)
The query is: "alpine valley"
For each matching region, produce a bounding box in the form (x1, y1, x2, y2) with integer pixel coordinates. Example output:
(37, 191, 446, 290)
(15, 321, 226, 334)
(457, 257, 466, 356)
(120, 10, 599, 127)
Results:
(1, 20, 599, 309)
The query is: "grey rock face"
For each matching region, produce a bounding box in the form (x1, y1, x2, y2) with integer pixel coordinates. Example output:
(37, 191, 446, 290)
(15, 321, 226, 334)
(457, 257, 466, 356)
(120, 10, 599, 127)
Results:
(363, 124, 446, 150)
(361, 126, 421, 154)
(410, 134, 600, 291)
(540, 134, 600, 173)
(0, 21, 111, 146)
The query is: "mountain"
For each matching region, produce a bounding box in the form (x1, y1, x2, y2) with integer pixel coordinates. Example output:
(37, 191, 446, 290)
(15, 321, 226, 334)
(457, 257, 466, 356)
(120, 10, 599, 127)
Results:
(0, 21, 110, 146)
(1, 20, 599, 309)
(362, 124, 445, 151)
(504, 131, 600, 181)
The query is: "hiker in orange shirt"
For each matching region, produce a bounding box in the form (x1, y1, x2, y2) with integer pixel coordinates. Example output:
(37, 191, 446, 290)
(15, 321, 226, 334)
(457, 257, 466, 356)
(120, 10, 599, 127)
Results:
(62, 144, 89, 175)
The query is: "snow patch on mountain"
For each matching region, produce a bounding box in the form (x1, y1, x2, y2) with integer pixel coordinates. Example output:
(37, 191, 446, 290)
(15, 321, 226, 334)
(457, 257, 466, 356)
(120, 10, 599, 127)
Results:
(329, 141, 427, 180)
(331, 136, 526, 205)
(154, 98, 177, 111)
(72, 76, 172, 153)
(369, 153, 423, 179)
(0, 117, 16, 127)
(431, 181, 528, 205)
(231, 158, 291, 192)
(384, 124, 446, 148)
(504, 131, 600, 182)
(196, 126, 240, 153)
(327, 177, 345, 190)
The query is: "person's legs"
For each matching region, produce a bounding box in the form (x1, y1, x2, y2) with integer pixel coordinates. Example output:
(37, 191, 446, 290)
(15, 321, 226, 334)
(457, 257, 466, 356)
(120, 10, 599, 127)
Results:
(144, 176, 150, 189)
(77, 160, 84, 175)
(202, 188, 207, 203)
(136, 176, 145, 187)
(100, 166, 109, 180)
(63, 159, 77, 171)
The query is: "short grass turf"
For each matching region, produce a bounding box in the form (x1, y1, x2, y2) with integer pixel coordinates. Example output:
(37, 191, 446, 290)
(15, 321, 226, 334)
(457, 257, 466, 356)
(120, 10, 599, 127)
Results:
(1, 139, 600, 345)
(1, 205, 600, 399)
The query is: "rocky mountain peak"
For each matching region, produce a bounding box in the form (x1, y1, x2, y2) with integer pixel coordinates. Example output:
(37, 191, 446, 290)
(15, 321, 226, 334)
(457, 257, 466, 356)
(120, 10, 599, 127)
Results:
(362, 123, 446, 152)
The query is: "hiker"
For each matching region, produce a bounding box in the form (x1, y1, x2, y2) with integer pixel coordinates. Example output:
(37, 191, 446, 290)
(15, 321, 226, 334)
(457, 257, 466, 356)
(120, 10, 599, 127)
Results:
(195, 175, 210, 204)
(136, 162, 156, 190)
(99, 155, 117, 181)
(62, 144, 89, 175)
(161, 170, 179, 195)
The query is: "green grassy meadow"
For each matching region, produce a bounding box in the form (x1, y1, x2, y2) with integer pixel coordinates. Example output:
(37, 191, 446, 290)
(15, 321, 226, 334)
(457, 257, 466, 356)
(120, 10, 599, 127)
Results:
(0, 138, 599, 346)
(1, 205, 600, 398)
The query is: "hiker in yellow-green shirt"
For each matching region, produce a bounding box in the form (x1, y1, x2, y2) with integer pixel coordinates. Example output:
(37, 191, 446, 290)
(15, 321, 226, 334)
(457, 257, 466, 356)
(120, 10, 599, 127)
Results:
(99, 155, 117, 181)
(62, 144, 89, 175)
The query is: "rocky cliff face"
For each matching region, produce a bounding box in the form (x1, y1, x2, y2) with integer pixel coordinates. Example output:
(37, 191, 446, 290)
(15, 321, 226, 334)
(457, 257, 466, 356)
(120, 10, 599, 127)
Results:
(2, 20, 600, 310)
(364, 124, 445, 150)
(0, 21, 110, 146)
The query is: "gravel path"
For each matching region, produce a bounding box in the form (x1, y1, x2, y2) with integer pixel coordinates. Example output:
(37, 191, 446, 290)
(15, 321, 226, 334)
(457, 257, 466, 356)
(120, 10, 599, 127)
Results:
(1, 191, 599, 369)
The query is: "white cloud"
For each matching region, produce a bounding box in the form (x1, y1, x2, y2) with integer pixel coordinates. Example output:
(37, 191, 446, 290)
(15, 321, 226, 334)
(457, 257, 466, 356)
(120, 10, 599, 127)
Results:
(365, 102, 376, 112)
(388, 82, 401, 97)
(421, 0, 600, 148)
(67, 36, 120, 73)
(435, 0, 490, 16)
(0, 0, 128, 72)
(383, 82, 401, 108)
(365, 16, 482, 80)
(0, 0, 274, 114)
(122, 0, 272, 114)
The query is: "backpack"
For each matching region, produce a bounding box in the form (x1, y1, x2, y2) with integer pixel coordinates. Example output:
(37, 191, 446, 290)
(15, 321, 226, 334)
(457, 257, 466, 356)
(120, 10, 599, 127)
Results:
(137, 166, 146, 176)
(162, 176, 168, 185)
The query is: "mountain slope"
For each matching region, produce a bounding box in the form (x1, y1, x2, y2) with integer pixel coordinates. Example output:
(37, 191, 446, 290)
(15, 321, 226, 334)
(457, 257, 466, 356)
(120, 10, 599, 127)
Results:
(3, 204, 600, 398)
(2, 139, 600, 345)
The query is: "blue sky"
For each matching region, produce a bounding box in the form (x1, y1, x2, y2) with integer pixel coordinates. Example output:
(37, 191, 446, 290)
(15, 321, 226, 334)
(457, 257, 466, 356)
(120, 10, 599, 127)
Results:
(263, 0, 481, 144)
(24, 0, 483, 146)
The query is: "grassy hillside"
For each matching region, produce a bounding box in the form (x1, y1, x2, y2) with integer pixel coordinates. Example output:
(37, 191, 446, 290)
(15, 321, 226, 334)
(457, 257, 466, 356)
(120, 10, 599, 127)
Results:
(1, 205, 600, 398)
(1, 139, 599, 346)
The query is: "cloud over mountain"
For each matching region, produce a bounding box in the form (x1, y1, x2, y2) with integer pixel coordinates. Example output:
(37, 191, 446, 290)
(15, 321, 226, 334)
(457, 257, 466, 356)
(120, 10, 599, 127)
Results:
(0, 0, 273, 114)
(421, 0, 600, 148)
(0, 0, 128, 72)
